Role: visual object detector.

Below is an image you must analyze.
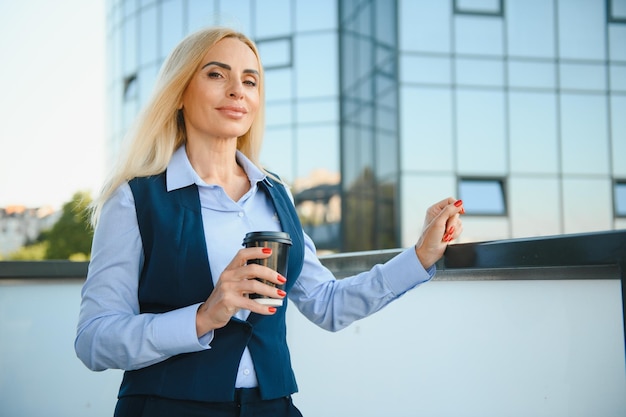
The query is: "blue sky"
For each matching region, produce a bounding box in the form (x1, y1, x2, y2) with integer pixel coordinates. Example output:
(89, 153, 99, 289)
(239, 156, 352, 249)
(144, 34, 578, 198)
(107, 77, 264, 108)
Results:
(0, 0, 106, 209)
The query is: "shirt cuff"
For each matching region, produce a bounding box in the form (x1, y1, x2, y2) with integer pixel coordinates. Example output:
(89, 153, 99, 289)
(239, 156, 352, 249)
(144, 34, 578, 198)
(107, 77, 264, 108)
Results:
(153, 303, 213, 354)
(381, 247, 436, 297)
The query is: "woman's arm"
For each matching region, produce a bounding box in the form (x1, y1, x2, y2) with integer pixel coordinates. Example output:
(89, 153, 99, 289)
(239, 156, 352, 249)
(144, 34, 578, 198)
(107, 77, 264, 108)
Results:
(74, 183, 210, 371)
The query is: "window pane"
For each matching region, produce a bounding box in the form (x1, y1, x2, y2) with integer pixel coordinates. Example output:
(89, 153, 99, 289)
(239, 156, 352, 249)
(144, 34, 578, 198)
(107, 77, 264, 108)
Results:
(609, 25, 626, 61)
(611, 95, 626, 177)
(266, 102, 293, 127)
(296, 125, 340, 180)
(456, 58, 504, 87)
(401, 55, 451, 85)
(561, 94, 609, 175)
(261, 127, 294, 181)
(295, 33, 338, 98)
(399, 0, 451, 53)
(509, 92, 558, 174)
(507, 0, 555, 58)
(264, 68, 292, 101)
(296, 0, 336, 31)
(610, 0, 626, 20)
(558, 0, 606, 60)
(257, 38, 292, 69)
(400, 87, 454, 172)
(615, 182, 626, 216)
(456, 0, 502, 15)
(139, 5, 157, 66)
(508, 60, 555, 89)
(297, 99, 338, 124)
(455, 16, 503, 56)
(560, 63, 606, 91)
(255, 0, 290, 37)
(122, 16, 137, 74)
(160, 0, 184, 59)
(218, 0, 252, 34)
(456, 90, 506, 174)
(187, 0, 216, 32)
(459, 179, 506, 215)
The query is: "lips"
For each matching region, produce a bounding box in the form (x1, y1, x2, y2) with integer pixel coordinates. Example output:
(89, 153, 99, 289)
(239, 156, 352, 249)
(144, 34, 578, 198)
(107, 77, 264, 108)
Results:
(216, 105, 247, 118)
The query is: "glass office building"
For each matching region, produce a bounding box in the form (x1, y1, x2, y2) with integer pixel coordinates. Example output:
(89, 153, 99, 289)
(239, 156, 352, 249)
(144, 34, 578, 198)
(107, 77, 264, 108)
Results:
(105, 0, 626, 252)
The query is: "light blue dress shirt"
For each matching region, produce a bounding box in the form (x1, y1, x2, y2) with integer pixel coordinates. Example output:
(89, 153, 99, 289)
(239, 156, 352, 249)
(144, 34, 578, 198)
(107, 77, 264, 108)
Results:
(75, 146, 435, 388)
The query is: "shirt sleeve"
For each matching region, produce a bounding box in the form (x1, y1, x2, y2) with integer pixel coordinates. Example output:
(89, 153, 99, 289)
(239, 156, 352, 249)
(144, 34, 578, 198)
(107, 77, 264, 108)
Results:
(74, 183, 213, 372)
(288, 232, 436, 332)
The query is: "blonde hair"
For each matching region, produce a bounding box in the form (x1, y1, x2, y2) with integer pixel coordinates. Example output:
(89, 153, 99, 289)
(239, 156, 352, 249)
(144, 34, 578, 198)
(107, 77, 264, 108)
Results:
(90, 27, 266, 225)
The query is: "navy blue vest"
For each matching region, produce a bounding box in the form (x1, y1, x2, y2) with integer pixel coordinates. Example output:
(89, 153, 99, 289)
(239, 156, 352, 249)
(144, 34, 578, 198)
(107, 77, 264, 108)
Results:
(119, 172, 304, 402)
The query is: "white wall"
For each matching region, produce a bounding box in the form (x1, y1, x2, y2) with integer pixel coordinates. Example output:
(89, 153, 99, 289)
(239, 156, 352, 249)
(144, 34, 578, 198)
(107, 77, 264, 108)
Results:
(1, 277, 624, 417)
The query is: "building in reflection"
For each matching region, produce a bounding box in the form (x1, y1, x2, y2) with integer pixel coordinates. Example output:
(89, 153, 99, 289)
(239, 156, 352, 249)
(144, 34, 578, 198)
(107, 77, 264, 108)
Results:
(106, 0, 626, 252)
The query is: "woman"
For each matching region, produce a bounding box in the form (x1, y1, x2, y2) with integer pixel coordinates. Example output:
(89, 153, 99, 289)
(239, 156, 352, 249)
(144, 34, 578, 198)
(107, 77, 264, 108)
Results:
(75, 27, 464, 417)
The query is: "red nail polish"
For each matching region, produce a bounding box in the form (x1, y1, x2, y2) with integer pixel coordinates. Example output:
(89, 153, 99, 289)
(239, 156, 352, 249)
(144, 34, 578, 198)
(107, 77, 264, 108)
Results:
(460, 207, 465, 214)
(277, 274, 286, 283)
(262, 247, 272, 254)
(277, 289, 286, 297)
(454, 199, 463, 207)
(268, 307, 277, 313)
(447, 226, 455, 235)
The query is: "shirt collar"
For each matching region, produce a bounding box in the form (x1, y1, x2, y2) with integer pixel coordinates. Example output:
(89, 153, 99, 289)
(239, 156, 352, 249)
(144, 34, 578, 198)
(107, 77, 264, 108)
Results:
(166, 145, 266, 192)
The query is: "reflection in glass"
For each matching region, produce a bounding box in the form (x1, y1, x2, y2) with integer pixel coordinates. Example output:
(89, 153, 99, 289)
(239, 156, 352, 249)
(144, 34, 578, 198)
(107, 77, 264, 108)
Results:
(609, 64, 626, 92)
(558, 0, 606, 60)
(264, 68, 293, 102)
(160, 0, 184, 60)
(296, 0, 336, 31)
(459, 178, 506, 215)
(187, 0, 215, 32)
(455, 15, 504, 56)
(560, 63, 606, 91)
(257, 38, 292, 69)
(400, 87, 454, 172)
(609, 25, 626, 61)
(456, 58, 504, 87)
(456, 90, 506, 174)
(507, 0, 554, 58)
(401, 55, 451, 85)
(139, 6, 157, 67)
(399, 0, 451, 53)
(295, 33, 338, 98)
(615, 182, 626, 216)
(455, 0, 503, 15)
(255, 0, 289, 37)
(508, 60, 555, 89)
(509, 92, 558, 174)
(560, 94, 609, 175)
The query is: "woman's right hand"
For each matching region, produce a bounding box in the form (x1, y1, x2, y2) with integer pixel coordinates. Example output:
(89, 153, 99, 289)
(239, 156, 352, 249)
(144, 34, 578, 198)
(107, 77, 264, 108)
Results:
(195, 247, 287, 337)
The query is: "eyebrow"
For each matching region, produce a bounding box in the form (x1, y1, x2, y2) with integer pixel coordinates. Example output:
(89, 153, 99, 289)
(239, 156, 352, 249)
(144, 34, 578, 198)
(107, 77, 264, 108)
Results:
(201, 61, 259, 75)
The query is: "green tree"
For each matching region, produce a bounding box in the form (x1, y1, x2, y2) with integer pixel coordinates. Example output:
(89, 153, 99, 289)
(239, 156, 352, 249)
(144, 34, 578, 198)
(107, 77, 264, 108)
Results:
(43, 191, 94, 260)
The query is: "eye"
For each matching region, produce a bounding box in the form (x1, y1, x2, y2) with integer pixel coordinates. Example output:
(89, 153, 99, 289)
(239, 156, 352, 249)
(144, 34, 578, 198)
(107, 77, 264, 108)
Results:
(243, 79, 257, 87)
(207, 71, 223, 79)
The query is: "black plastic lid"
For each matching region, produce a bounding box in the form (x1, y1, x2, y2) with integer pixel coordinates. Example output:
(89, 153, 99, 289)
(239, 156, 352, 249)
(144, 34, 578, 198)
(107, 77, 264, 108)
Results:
(243, 231, 292, 246)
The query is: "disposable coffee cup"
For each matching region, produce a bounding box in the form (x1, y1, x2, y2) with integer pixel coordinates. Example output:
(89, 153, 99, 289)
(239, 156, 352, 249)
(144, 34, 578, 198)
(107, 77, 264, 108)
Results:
(243, 231, 292, 306)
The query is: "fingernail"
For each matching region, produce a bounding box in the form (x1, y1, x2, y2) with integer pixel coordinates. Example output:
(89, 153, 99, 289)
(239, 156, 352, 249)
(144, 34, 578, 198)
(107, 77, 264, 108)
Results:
(454, 199, 463, 207)
(447, 226, 455, 235)
(268, 307, 277, 313)
(460, 207, 465, 214)
(444, 234, 454, 242)
(262, 247, 272, 254)
(277, 289, 286, 297)
(277, 274, 287, 283)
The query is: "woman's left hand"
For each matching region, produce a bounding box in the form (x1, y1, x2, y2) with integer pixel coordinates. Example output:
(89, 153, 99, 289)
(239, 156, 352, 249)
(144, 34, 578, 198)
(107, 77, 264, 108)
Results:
(414, 197, 464, 269)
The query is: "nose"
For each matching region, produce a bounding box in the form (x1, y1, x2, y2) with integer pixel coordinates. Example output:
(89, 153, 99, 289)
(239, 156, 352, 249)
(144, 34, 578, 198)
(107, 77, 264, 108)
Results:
(228, 81, 244, 99)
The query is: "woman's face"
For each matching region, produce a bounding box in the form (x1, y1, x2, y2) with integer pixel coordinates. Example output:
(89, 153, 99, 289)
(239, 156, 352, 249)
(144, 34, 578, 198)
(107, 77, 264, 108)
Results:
(181, 37, 260, 143)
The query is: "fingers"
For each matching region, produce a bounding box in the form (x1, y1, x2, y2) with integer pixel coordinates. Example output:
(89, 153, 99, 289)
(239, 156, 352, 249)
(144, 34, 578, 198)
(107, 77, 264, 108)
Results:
(415, 198, 465, 269)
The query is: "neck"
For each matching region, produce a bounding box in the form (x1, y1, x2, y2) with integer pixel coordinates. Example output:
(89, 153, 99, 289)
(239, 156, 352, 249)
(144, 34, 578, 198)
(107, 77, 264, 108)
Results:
(185, 138, 243, 185)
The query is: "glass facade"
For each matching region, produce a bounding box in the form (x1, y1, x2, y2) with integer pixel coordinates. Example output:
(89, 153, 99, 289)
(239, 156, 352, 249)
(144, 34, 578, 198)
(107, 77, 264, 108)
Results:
(106, 0, 626, 250)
